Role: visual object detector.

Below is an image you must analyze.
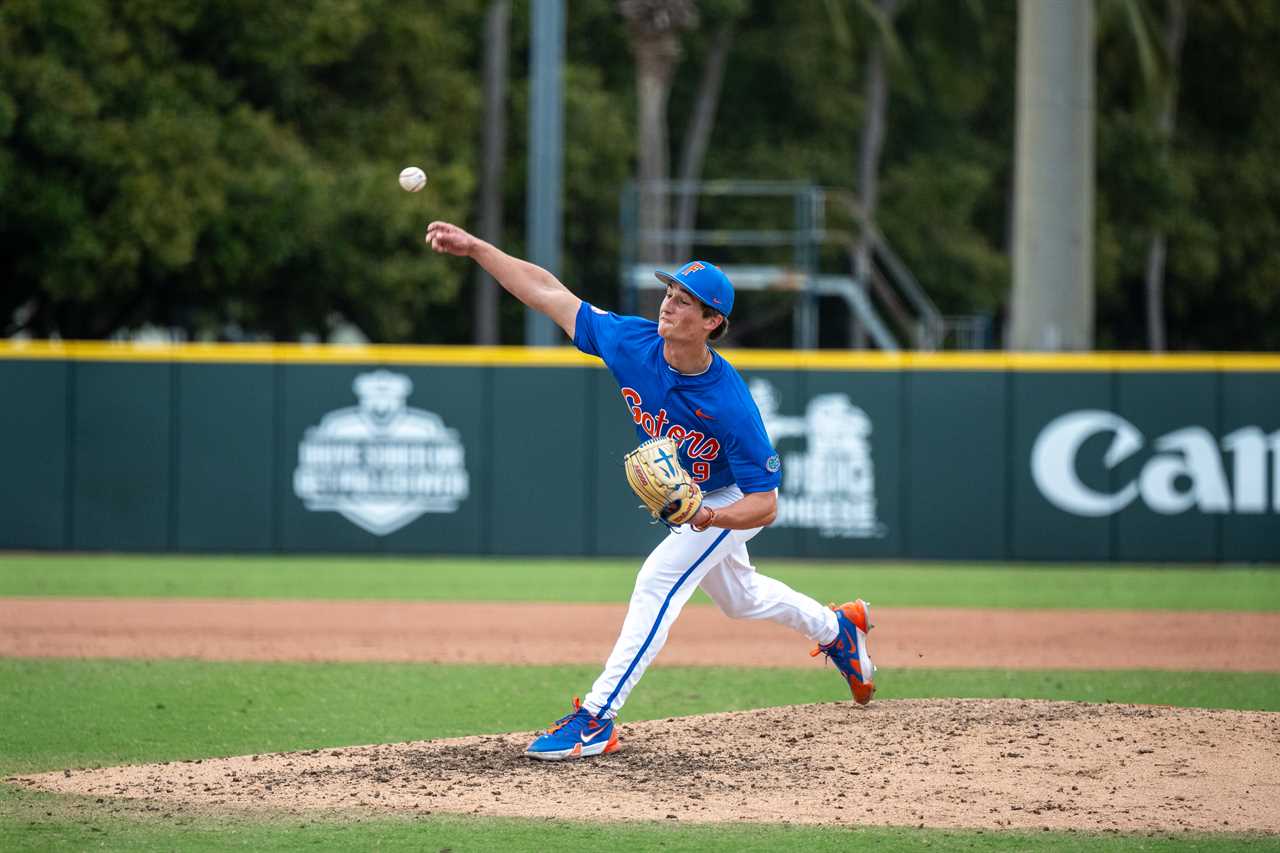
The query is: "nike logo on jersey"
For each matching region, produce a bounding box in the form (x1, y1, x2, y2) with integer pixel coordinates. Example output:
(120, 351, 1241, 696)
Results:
(695, 408, 715, 420)
(581, 725, 611, 744)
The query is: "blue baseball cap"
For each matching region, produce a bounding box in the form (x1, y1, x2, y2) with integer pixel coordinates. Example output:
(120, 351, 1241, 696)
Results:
(654, 261, 735, 317)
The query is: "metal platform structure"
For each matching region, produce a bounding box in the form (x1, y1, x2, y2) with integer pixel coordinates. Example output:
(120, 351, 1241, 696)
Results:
(620, 180, 989, 350)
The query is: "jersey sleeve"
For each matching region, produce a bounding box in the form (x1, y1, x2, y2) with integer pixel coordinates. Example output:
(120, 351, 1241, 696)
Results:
(573, 302, 626, 363)
(723, 388, 783, 493)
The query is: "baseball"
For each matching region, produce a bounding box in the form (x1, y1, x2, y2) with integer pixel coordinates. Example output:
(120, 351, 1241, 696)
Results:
(399, 166, 427, 193)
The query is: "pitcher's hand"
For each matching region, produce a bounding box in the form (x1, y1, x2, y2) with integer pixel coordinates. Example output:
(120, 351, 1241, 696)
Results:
(425, 221, 478, 257)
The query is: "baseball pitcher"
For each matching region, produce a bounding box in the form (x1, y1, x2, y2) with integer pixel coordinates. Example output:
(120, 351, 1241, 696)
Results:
(425, 221, 876, 760)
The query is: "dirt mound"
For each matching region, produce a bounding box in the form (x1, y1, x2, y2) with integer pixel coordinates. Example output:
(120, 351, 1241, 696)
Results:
(14, 699, 1279, 833)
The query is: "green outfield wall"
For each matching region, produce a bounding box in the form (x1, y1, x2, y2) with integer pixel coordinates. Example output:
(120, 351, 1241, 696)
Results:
(2, 342, 1277, 561)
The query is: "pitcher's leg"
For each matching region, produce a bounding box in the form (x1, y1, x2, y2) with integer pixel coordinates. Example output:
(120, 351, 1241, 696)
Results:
(699, 548, 876, 703)
(583, 528, 735, 719)
(698, 544, 838, 644)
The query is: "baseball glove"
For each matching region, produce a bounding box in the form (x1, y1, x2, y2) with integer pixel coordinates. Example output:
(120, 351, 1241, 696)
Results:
(623, 436, 704, 529)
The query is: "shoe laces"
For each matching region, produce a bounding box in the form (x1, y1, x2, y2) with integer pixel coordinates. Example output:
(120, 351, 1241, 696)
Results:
(811, 638, 853, 665)
(810, 610, 863, 679)
(546, 697, 594, 734)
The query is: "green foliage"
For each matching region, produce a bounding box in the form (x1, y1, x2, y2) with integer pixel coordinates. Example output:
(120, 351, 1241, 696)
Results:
(2, 1, 1278, 346)
(0, 0, 481, 340)
(1095, 0, 1280, 348)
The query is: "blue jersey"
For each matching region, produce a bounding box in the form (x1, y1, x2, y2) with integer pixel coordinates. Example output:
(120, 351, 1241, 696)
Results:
(574, 302, 782, 494)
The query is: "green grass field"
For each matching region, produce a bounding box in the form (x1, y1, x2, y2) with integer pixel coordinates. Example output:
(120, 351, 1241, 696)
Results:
(3, 554, 1279, 610)
(2, 554, 1278, 852)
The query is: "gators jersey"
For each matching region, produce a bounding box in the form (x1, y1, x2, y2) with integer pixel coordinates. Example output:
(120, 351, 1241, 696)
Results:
(573, 302, 782, 494)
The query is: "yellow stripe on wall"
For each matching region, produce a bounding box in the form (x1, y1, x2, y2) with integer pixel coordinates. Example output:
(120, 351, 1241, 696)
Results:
(0, 340, 599, 367)
(2, 340, 1278, 372)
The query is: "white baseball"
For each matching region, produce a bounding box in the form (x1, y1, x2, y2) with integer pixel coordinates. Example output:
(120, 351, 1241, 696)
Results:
(399, 166, 427, 192)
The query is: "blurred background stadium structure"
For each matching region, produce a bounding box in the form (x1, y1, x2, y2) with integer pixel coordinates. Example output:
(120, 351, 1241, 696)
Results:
(3, 0, 1278, 351)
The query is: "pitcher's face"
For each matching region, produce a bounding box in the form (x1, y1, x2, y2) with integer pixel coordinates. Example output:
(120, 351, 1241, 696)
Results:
(658, 284, 718, 343)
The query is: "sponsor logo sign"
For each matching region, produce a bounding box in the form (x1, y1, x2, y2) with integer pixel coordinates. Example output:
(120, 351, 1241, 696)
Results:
(1032, 409, 1280, 517)
(293, 370, 470, 535)
(749, 379, 885, 538)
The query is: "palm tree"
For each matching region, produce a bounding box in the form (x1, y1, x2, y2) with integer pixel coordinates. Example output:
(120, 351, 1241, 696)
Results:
(619, 0, 699, 265)
(826, 0, 909, 345)
(672, 15, 737, 262)
(1122, 0, 1187, 351)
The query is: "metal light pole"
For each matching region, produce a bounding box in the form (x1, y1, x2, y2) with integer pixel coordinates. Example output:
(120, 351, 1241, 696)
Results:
(475, 0, 510, 346)
(525, 0, 564, 347)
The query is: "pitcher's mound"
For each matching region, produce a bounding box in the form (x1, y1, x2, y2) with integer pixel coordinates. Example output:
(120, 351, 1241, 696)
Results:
(13, 699, 1279, 834)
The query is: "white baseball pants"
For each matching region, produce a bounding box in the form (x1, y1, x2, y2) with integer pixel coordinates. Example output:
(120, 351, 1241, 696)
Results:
(582, 486, 839, 720)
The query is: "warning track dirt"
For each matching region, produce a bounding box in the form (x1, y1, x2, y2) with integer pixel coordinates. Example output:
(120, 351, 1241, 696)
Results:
(2, 598, 1278, 671)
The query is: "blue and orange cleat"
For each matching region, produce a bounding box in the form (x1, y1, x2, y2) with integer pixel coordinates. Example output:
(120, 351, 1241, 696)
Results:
(811, 599, 876, 704)
(525, 697, 620, 761)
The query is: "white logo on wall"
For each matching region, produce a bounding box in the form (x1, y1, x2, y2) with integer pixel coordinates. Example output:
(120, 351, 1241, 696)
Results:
(293, 370, 470, 535)
(1032, 409, 1280, 517)
(749, 379, 885, 538)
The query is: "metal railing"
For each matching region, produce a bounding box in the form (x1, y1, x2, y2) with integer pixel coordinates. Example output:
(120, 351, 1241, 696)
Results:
(620, 180, 963, 350)
(626, 264, 900, 351)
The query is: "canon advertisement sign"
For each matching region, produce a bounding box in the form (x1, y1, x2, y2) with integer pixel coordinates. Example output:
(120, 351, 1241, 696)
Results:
(1031, 410, 1280, 517)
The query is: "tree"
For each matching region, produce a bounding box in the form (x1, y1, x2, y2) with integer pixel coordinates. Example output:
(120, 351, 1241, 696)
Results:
(825, 0, 908, 345)
(618, 0, 698, 266)
(1123, 0, 1187, 351)
(1093, 0, 1280, 350)
(3, 2, 1278, 350)
(0, 0, 484, 342)
(671, 1, 745, 261)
